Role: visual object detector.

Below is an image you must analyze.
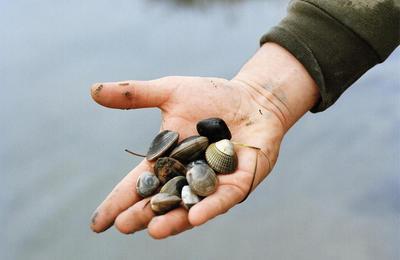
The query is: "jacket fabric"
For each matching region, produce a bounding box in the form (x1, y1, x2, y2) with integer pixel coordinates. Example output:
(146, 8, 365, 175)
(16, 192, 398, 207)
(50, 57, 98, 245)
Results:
(261, 0, 400, 112)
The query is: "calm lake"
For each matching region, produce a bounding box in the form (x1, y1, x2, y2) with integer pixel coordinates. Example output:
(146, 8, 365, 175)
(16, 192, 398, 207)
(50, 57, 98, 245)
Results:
(1, 0, 399, 259)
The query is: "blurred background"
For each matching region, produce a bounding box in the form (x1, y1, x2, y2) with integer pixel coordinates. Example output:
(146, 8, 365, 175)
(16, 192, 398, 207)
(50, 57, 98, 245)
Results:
(1, 0, 399, 259)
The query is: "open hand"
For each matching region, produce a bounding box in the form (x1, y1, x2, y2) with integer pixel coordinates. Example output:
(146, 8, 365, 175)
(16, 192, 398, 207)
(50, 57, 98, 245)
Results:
(90, 75, 285, 238)
(89, 43, 319, 239)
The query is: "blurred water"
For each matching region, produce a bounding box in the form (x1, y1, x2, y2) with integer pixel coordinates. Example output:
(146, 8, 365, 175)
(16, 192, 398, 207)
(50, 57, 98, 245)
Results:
(1, 1, 399, 260)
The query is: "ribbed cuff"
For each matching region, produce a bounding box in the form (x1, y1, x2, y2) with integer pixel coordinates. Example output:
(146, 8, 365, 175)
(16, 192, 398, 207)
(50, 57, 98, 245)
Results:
(260, 1, 379, 112)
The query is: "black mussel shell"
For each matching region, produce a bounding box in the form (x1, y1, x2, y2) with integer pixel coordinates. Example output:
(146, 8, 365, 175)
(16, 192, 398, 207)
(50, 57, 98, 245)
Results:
(196, 118, 231, 143)
(146, 130, 179, 161)
(169, 136, 208, 164)
(154, 157, 186, 185)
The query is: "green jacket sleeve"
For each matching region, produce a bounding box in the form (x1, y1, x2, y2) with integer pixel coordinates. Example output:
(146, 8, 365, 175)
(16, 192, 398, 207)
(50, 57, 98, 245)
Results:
(260, 0, 400, 112)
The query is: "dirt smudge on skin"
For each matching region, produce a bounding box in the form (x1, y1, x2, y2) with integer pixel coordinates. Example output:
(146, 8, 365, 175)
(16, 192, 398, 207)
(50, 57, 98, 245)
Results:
(245, 121, 253, 126)
(171, 227, 179, 236)
(210, 79, 218, 88)
(91, 211, 99, 225)
(119, 82, 130, 86)
(93, 84, 103, 97)
(238, 115, 248, 123)
(124, 91, 132, 100)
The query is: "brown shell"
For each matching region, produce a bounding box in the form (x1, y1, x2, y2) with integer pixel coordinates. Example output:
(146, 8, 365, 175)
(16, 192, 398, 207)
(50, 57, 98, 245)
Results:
(154, 157, 186, 185)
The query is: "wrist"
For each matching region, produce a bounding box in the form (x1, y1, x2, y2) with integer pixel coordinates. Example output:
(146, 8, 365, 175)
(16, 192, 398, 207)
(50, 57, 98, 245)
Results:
(233, 42, 320, 132)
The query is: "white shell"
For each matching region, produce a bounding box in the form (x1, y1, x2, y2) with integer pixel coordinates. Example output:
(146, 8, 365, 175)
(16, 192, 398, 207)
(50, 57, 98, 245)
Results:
(181, 185, 200, 209)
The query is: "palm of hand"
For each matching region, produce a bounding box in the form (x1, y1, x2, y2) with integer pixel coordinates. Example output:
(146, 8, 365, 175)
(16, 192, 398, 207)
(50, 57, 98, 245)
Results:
(90, 76, 284, 238)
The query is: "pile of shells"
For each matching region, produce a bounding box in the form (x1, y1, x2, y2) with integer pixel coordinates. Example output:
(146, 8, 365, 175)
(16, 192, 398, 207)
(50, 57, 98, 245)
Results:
(133, 118, 237, 215)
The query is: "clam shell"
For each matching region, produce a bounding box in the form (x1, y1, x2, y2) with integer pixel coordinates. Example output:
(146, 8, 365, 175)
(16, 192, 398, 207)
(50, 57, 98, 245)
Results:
(181, 185, 200, 210)
(186, 159, 207, 170)
(186, 162, 218, 196)
(146, 130, 179, 161)
(170, 136, 208, 164)
(154, 157, 186, 185)
(205, 139, 237, 174)
(136, 171, 160, 197)
(160, 176, 188, 197)
(196, 118, 231, 143)
(150, 193, 181, 215)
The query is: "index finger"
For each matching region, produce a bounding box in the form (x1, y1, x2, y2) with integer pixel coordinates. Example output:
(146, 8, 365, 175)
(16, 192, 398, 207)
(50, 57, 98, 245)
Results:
(90, 160, 152, 233)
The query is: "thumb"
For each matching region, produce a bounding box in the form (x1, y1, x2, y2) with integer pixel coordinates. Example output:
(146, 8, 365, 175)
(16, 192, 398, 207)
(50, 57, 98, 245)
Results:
(90, 79, 171, 109)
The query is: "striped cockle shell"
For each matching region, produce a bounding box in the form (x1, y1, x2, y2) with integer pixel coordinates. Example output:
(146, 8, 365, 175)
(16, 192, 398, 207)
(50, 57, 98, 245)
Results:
(205, 139, 237, 174)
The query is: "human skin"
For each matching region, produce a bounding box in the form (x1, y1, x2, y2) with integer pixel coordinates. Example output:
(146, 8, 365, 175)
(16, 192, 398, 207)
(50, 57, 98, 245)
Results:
(90, 42, 320, 239)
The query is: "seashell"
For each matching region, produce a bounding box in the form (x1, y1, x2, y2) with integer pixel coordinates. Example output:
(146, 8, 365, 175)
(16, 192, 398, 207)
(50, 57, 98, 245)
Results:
(136, 171, 160, 197)
(181, 185, 200, 210)
(196, 118, 231, 143)
(150, 193, 182, 215)
(160, 176, 188, 197)
(186, 161, 218, 196)
(146, 130, 179, 161)
(154, 157, 186, 185)
(186, 159, 207, 170)
(170, 136, 208, 164)
(205, 139, 237, 174)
